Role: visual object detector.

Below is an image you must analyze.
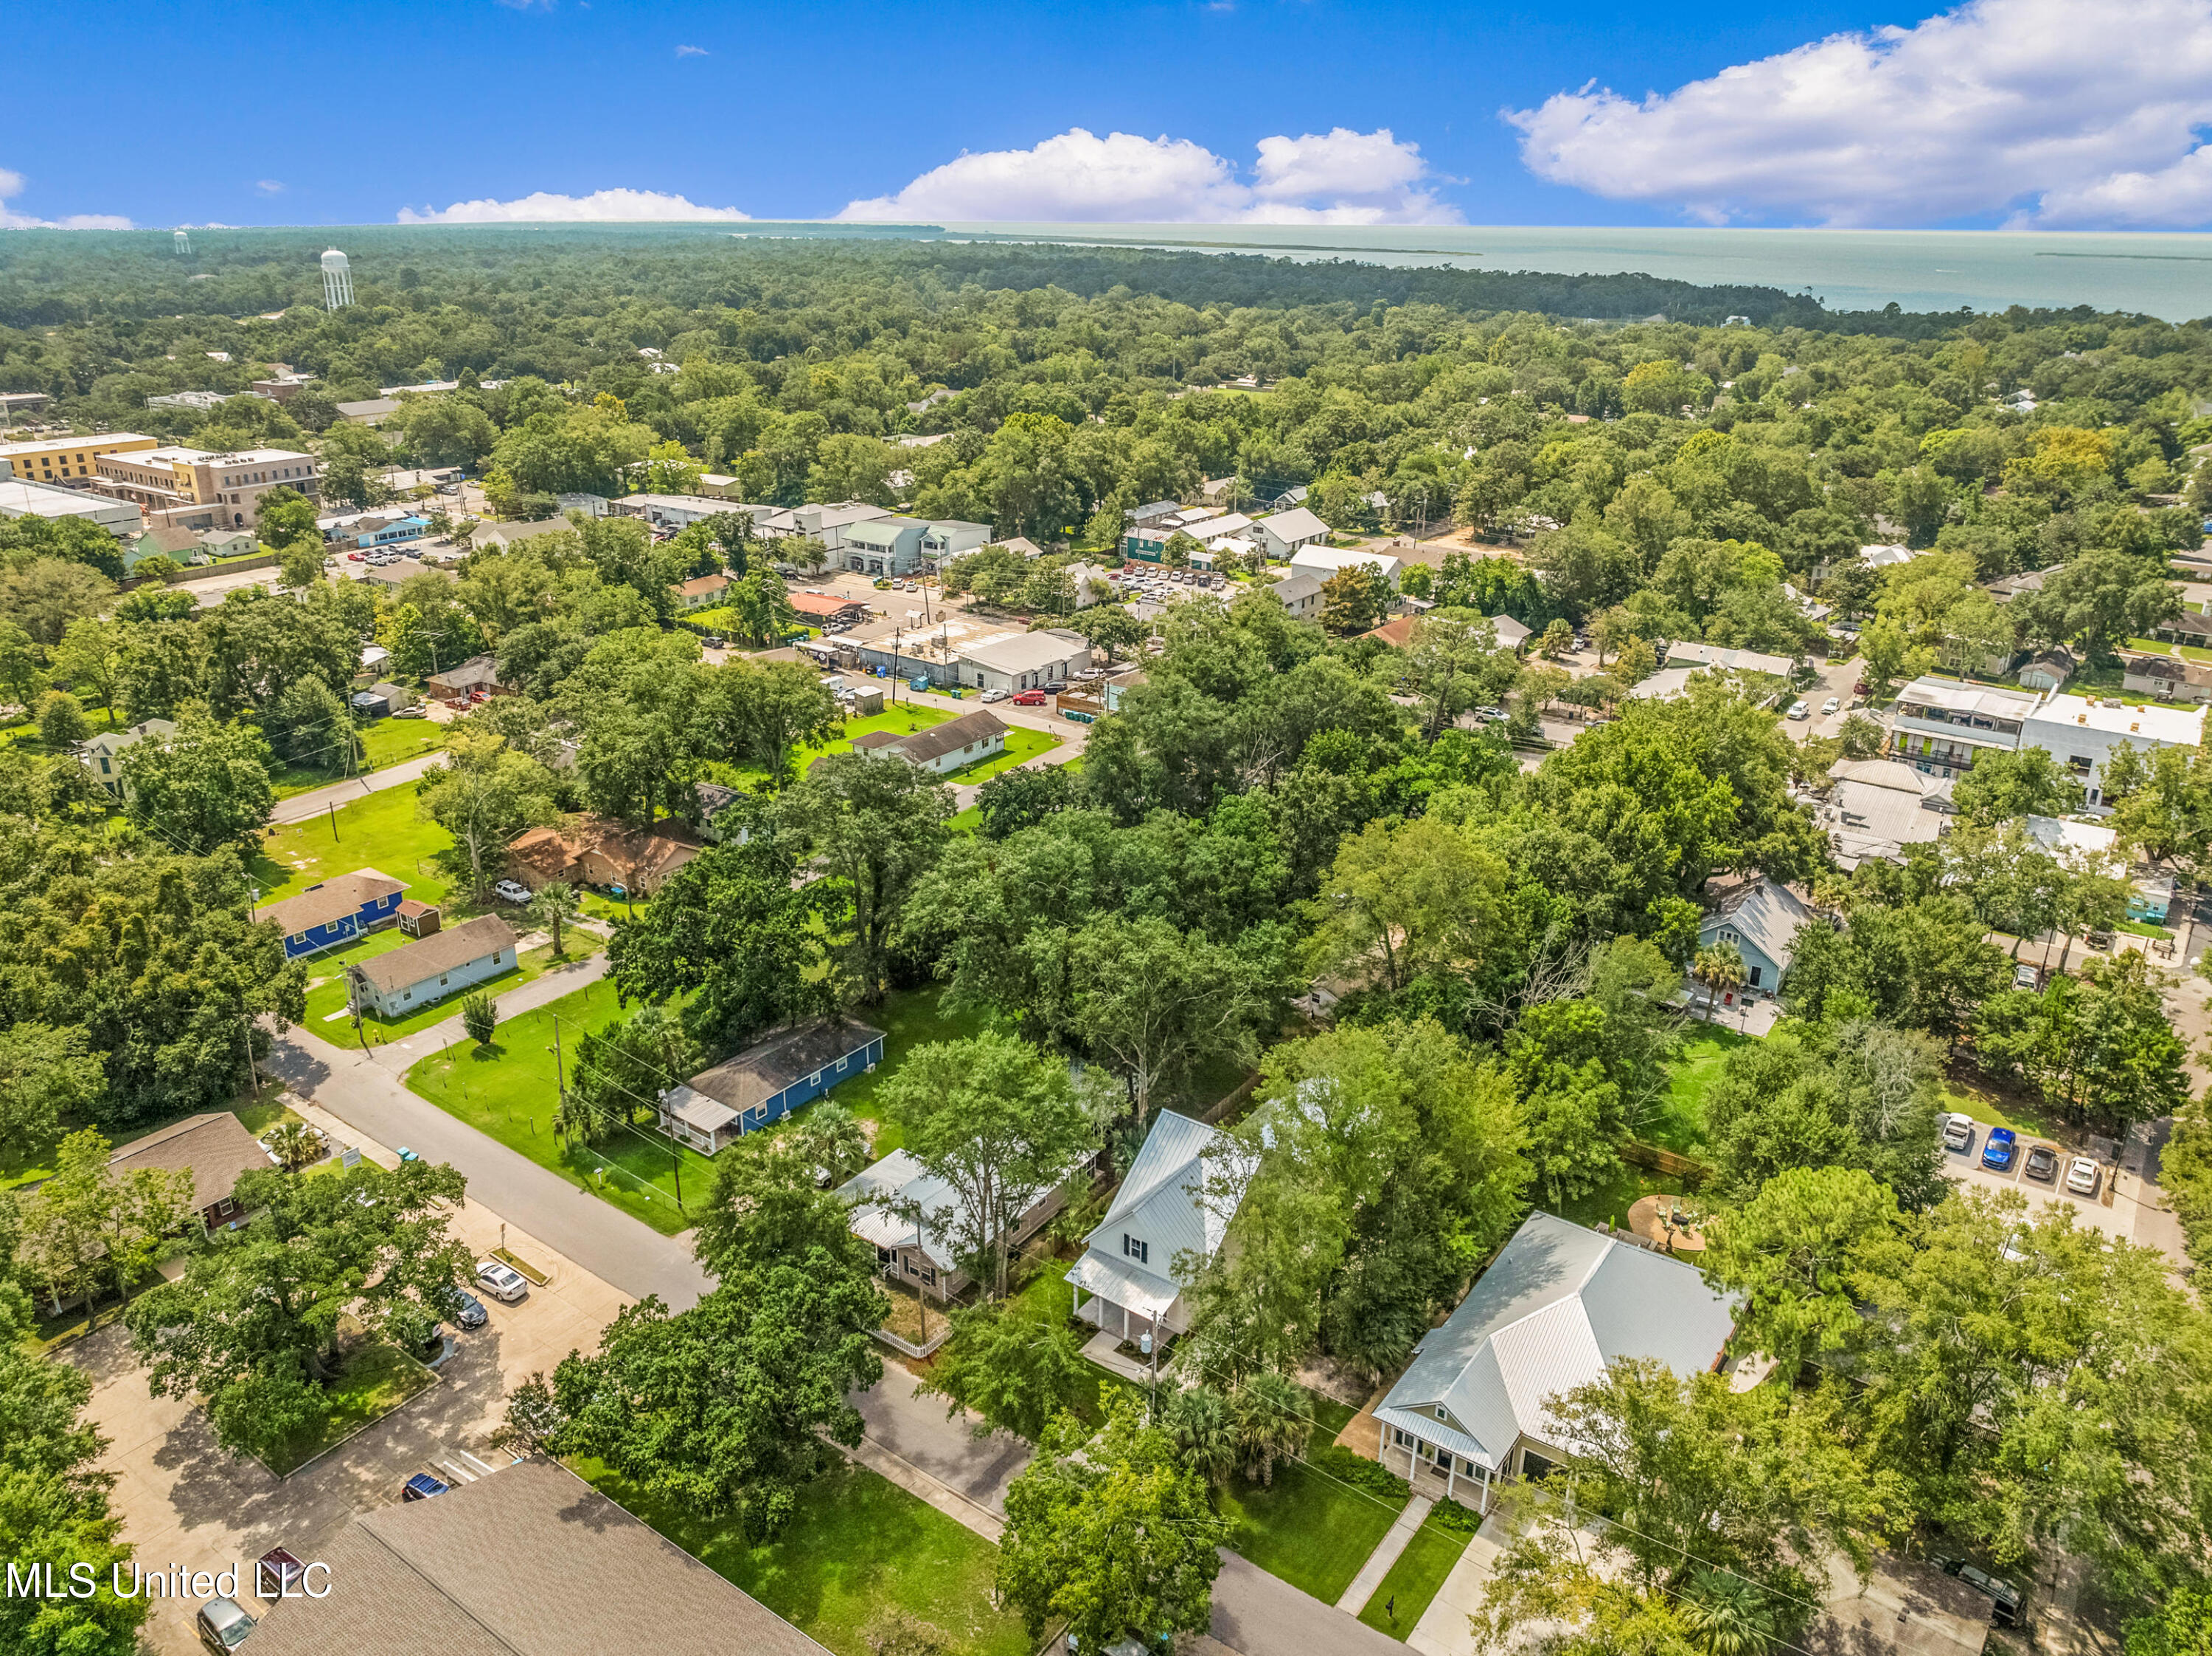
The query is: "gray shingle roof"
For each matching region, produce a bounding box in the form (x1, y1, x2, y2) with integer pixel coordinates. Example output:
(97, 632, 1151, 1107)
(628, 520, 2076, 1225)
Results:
(1377, 1211, 1737, 1470)
(255, 869, 406, 935)
(684, 1017, 884, 1115)
(886, 709, 1008, 765)
(243, 1456, 830, 1656)
(352, 915, 516, 995)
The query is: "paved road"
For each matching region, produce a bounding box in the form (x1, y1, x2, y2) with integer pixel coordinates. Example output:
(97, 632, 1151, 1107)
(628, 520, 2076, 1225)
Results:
(271, 751, 448, 824)
(265, 1020, 712, 1310)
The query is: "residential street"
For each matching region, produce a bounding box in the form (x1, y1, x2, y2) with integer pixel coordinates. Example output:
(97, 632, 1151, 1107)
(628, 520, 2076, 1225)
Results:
(265, 1020, 712, 1309)
(849, 1362, 1408, 1656)
(268, 750, 448, 825)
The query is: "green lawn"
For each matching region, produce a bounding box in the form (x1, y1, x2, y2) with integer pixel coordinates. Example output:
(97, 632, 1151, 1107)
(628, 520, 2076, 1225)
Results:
(1541, 1160, 1672, 1233)
(577, 1458, 1032, 1656)
(714, 706, 957, 789)
(1942, 1074, 2061, 1140)
(1650, 1025, 1752, 1154)
(824, 984, 1002, 1156)
(269, 718, 447, 799)
(260, 1335, 437, 1477)
(403, 979, 714, 1235)
(942, 726, 1062, 785)
(1355, 1514, 1474, 1639)
(1220, 1432, 1408, 1603)
(302, 934, 587, 1046)
(254, 785, 455, 910)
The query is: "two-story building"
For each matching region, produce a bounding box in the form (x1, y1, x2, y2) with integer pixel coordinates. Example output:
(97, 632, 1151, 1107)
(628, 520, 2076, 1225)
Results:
(255, 869, 408, 959)
(1254, 507, 1332, 561)
(655, 1018, 886, 1153)
(842, 516, 930, 577)
(80, 717, 175, 800)
(1066, 1111, 1245, 1352)
(2019, 692, 2206, 808)
(1888, 677, 2038, 778)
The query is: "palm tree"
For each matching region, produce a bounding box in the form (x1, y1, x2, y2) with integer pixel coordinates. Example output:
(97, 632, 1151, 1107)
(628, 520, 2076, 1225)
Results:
(1162, 1385, 1237, 1486)
(1691, 944, 1747, 1022)
(1231, 1372, 1312, 1486)
(1679, 1570, 1776, 1656)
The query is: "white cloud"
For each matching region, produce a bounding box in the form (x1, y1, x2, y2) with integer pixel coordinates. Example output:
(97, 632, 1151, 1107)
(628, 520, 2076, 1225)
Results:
(675, 43, 707, 56)
(838, 126, 1458, 224)
(0, 167, 131, 230)
(1506, 0, 2212, 229)
(397, 187, 750, 223)
(256, 179, 285, 195)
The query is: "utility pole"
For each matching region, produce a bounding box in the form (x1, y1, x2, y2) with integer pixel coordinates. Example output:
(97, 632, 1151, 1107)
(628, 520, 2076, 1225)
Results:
(327, 800, 340, 842)
(550, 1012, 566, 1102)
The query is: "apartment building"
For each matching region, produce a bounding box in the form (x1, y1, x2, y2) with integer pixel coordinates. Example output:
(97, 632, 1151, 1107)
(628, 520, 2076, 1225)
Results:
(1888, 677, 2039, 777)
(94, 445, 317, 530)
(0, 431, 159, 485)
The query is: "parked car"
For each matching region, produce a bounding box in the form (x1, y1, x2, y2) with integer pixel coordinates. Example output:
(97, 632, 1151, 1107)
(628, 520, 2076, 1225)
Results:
(439, 1284, 489, 1330)
(197, 1596, 257, 1651)
(1981, 1127, 2017, 1171)
(1934, 1556, 2023, 1627)
(2013, 961, 2039, 989)
(346, 551, 364, 561)
(2067, 1156, 2101, 1196)
(1942, 1112, 1976, 1152)
(1012, 689, 1048, 706)
(476, 1258, 528, 1302)
(402, 1471, 451, 1502)
(1787, 700, 1810, 720)
(701, 634, 726, 649)
(1821, 696, 1840, 714)
(492, 878, 532, 905)
(392, 705, 427, 718)
(981, 688, 1011, 703)
(2023, 1144, 2059, 1183)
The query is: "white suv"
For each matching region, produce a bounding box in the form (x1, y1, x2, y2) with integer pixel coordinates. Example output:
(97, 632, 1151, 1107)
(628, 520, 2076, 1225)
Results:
(1942, 1113, 1976, 1153)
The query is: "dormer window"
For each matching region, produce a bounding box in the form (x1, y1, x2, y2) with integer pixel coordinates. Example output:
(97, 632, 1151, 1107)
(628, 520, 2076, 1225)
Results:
(1121, 1233, 1150, 1265)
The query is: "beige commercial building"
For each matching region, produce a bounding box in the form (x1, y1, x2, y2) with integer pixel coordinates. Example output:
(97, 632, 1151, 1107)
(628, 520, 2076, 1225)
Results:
(94, 444, 318, 531)
(0, 431, 159, 485)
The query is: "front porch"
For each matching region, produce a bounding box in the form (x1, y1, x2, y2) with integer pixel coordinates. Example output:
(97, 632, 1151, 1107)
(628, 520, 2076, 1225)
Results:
(1378, 1419, 1508, 1514)
(1080, 1328, 1165, 1385)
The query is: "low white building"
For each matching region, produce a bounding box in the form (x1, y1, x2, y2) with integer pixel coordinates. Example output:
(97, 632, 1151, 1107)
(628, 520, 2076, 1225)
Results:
(956, 627, 1093, 695)
(852, 708, 1010, 776)
(1288, 544, 1402, 588)
(1666, 641, 1796, 678)
(0, 477, 142, 537)
(1255, 506, 1332, 560)
(2020, 693, 2207, 807)
(347, 915, 518, 1019)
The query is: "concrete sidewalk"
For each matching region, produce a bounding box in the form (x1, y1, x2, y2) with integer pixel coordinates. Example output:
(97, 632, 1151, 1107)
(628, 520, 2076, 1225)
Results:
(1338, 1494, 1434, 1612)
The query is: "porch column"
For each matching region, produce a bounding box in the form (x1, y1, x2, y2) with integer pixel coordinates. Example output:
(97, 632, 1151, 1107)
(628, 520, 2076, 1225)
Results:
(1407, 1436, 1419, 1481)
(1446, 1457, 1456, 1501)
(1480, 1461, 1492, 1512)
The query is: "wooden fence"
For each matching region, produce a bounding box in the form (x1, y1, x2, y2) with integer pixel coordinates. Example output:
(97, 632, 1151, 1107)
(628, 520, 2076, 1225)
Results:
(1620, 1139, 1715, 1189)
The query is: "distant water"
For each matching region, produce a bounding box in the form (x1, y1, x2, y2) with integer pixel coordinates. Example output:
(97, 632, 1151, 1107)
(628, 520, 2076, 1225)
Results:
(927, 223, 2212, 321)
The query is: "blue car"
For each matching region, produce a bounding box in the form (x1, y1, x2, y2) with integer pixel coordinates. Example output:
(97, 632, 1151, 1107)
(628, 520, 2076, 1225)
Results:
(1981, 1127, 2017, 1171)
(402, 1472, 450, 1502)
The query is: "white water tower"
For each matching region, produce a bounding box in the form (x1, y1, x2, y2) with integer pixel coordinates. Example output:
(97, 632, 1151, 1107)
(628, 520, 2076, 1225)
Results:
(173, 229, 190, 256)
(321, 247, 354, 310)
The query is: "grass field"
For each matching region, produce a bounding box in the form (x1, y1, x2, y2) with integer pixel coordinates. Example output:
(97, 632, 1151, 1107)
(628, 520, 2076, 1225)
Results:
(1354, 1512, 1475, 1639)
(578, 1458, 1032, 1656)
(403, 979, 713, 1235)
(1648, 1025, 1752, 1155)
(259, 1335, 437, 1478)
(714, 706, 956, 789)
(254, 785, 455, 910)
(1219, 1395, 1404, 1603)
(269, 718, 447, 799)
(819, 984, 1002, 1155)
(302, 933, 585, 1046)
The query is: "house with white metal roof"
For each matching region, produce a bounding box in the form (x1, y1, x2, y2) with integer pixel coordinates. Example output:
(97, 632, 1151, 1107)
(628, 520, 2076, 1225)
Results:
(1373, 1211, 1737, 1509)
(1697, 875, 1812, 997)
(1256, 507, 1333, 560)
(2020, 692, 2206, 808)
(840, 1147, 1070, 1304)
(1890, 676, 2037, 778)
(1067, 1112, 1239, 1349)
(1288, 543, 1402, 587)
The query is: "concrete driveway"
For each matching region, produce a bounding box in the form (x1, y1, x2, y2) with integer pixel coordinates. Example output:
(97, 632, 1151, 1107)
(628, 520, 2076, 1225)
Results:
(72, 1184, 629, 1655)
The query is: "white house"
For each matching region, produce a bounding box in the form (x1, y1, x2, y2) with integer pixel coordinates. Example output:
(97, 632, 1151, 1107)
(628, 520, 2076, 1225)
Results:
(1255, 507, 1332, 560)
(1666, 641, 1797, 678)
(1889, 677, 2038, 778)
(956, 627, 1092, 694)
(2019, 693, 2206, 808)
(1288, 544, 1402, 588)
(852, 708, 1009, 776)
(840, 1147, 1069, 1303)
(347, 915, 517, 1019)
(1372, 1211, 1738, 1509)
(1067, 1111, 1242, 1349)
(79, 717, 175, 800)
(1699, 877, 1810, 998)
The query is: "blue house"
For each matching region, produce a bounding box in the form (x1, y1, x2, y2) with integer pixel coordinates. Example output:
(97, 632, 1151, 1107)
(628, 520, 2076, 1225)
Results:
(254, 869, 408, 959)
(1697, 877, 1811, 1000)
(655, 1017, 886, 1155)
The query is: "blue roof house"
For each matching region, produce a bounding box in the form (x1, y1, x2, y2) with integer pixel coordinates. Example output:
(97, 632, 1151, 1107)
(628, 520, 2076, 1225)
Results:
(254, 869, 407, 959)
(1373, 1211, 1739, 1511)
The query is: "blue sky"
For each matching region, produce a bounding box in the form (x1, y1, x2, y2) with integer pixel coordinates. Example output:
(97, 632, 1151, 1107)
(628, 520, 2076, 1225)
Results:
(7, 0, 2212, 231)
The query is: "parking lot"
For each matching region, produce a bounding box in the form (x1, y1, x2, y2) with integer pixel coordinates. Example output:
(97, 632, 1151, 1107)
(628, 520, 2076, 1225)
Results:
(70, 1173, 628, 1654)
(1940, 1121, 2151, 1245)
